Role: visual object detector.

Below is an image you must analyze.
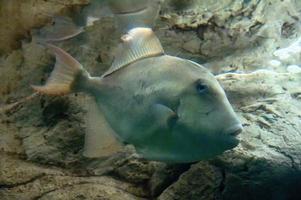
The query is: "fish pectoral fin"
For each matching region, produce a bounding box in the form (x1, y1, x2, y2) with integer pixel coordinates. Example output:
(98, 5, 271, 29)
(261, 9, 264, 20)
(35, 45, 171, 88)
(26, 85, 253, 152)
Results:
(83, 96, 124, 158)
(152, 103, 178, 130)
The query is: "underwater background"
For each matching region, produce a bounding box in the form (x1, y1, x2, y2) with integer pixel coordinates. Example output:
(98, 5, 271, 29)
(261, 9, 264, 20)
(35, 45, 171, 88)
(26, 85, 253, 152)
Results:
(0, 0, 301, 199)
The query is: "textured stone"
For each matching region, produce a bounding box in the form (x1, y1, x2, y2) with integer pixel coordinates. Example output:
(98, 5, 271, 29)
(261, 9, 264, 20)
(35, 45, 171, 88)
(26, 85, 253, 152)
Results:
(0, 0, 89, 55)
(158, 162, 223, 200)
(158, 0, 301, 73)
(287, 65, 301, 73)
(148, 163, 191, 197)
(0, 154, 147, 200)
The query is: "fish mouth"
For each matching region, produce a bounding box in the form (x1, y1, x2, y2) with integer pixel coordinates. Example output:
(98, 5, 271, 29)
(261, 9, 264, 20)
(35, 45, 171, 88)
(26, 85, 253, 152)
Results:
(222, 124, 242, 149)
(222, 135, 239, 151)
(224, 124, 243, 137)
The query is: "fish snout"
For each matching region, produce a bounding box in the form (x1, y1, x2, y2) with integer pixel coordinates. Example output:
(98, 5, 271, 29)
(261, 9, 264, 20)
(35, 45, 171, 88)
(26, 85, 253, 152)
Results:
(224, 124, 243, 136)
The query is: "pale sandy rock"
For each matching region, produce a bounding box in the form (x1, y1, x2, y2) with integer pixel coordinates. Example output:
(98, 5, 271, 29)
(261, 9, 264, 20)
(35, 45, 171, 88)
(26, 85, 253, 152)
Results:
(0, 124, 24, 154)
(38, 183, 146, 200)
(287, 65, 301, 73)
(0, 154, 64, 187)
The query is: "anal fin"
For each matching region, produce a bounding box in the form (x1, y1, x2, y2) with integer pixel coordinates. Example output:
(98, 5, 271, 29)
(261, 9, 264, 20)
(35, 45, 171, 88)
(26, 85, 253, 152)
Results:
(83, 96, 123, 158)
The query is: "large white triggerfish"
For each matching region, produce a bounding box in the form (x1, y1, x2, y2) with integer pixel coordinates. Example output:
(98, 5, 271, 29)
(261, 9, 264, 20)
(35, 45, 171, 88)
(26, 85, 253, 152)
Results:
(32, 28, 243, 163)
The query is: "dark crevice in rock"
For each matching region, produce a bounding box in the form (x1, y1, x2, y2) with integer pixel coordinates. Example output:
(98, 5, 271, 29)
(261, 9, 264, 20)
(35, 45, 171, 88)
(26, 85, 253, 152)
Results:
(33, 189, 57, 200)
(218, 168, 226, 194)
(256, 127, 298, 170)
(268, 145, 298, 170)
(0, 174, 45, 189)
(42, 98, 70, 127)
(149, 163, 192, 198)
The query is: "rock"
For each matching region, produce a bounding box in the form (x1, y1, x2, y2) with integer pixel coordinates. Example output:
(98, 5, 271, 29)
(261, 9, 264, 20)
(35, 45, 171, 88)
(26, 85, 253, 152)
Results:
(0, 0, 89, 55)
(113, 158, 155, 184)
(274, 50, 292, 62)
(0, 155, 147, 200)
(38, 183, 145, 200)
(0, 123, 24, 154)
(158, 0, 301, 73)
(148, 163, 191, 197)
(182, 38, 201, 54)
(273, 40, 301, 65)
(268, 59, 282, 68)
(0, 153, 64, 188)
(158, 162, 223, 200)
(287, 65, 301, 73)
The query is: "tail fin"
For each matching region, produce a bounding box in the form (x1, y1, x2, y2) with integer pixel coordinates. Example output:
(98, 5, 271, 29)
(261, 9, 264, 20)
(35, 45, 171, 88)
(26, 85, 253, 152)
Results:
(31, 16, 84, 43)
(32, 44, 90, 95)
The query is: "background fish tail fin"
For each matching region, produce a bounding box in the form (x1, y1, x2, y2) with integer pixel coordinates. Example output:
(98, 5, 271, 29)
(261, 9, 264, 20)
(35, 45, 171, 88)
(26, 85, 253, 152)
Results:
(32, 16, 84, 42)
(83, 96, 124, 158)
(32, 44, 90, 95)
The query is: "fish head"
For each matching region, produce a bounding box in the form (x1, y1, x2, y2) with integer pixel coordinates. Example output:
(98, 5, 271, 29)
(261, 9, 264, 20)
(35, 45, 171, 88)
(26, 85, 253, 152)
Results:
(172, 60, 242, 159)
(157, 58, 243, 162)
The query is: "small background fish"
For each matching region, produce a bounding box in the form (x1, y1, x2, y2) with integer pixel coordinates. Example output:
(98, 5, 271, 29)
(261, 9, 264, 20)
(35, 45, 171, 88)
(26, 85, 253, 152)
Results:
(32, 0, 163, 42)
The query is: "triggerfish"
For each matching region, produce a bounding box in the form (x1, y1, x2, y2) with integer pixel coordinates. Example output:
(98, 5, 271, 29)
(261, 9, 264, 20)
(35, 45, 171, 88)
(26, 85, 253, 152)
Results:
(32, 28, 243, 163)
(32, 0, 162, 42)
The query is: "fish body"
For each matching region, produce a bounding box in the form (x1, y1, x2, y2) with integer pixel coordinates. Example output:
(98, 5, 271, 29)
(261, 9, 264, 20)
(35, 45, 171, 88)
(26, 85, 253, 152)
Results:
(33, 28, 242, 163)
(31, 16, 85, 42)
(108, 0, 162, 32)
(95, 56, 241, 162)
(34, 0, 162, 42)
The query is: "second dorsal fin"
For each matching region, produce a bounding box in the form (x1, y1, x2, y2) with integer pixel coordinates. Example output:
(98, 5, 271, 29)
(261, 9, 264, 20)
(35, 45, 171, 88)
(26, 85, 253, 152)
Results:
(102, 27, 164, 77)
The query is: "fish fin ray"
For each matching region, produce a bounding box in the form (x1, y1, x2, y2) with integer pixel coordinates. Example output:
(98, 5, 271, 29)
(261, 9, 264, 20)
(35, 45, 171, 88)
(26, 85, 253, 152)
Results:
(102, 28, 164, 77)
(152, 103, 178, 130)
(83, 96, 124, 158)
(32, 44, 90, 95)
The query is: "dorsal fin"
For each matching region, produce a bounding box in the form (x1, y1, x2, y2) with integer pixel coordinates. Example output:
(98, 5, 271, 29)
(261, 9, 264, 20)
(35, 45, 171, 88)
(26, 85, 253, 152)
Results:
(102, 27, 164, 77)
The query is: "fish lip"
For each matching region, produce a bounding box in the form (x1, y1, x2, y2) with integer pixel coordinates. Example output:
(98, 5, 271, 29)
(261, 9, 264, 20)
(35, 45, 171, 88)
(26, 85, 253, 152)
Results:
(229, 129, 241, 136)
(226, 136, 240, 149)
(225, 124, 243, 137)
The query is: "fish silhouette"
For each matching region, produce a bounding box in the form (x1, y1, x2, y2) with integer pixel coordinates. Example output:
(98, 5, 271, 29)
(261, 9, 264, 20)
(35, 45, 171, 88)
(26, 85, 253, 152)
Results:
(32, 28, 242, 163)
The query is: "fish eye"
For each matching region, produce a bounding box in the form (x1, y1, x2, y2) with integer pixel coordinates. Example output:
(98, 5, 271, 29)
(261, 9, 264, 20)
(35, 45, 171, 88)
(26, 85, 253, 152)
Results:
(196, 82, 208, 94)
